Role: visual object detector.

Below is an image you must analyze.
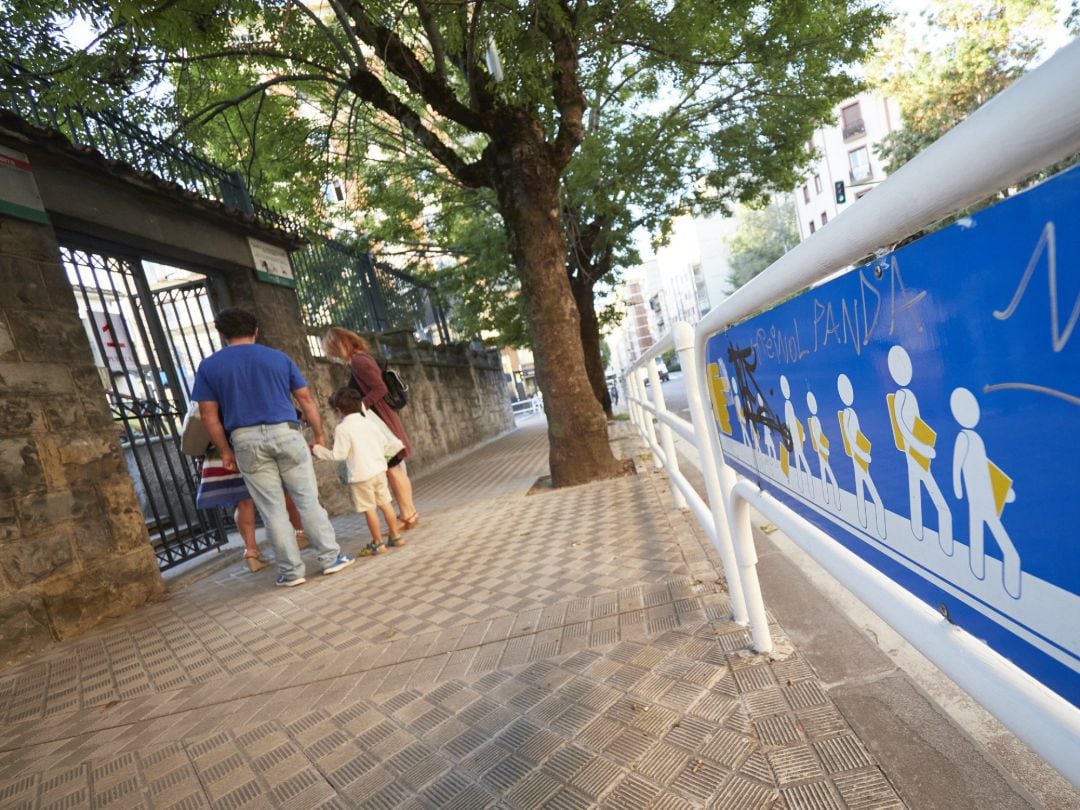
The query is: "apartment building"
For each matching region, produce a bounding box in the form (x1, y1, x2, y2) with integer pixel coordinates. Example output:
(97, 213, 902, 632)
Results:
(794, 92, 901, 241)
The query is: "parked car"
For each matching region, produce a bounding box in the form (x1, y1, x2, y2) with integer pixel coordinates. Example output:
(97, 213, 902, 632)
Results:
(643, 359, 670, 385)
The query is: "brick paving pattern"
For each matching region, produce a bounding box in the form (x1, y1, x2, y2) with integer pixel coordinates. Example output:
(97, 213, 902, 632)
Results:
(0, 420, 905, 808)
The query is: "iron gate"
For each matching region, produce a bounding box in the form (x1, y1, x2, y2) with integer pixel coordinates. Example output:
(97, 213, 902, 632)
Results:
(60, 243, 232, 570)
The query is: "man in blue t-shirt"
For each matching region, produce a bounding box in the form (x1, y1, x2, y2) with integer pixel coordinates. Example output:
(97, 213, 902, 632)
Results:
(192, 308, 354, 586)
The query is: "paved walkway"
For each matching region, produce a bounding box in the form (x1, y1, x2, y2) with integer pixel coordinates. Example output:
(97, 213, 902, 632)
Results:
(0, 419, 904, 809)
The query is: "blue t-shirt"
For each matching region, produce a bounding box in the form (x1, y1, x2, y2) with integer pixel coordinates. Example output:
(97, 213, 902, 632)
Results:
(191, 344, 307, 432)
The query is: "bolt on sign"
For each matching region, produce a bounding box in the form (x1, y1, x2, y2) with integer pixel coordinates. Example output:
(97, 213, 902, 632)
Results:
(704, 165, 1080, 710)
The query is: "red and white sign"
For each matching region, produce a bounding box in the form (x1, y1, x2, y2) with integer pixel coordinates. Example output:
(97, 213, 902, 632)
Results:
(0, 145, 48, 224)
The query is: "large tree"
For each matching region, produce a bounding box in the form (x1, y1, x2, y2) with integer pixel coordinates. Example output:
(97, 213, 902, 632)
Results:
(1, 0, 886, 485)
(343, 1, 888, 416)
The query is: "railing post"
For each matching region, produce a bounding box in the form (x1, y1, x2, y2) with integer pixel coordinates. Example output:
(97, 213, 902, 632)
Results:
(647, 358, 686, 508)
(626, 369, 641, 432)
(729, 482, 774, 653)
(694, 326, 760, 629)
(634, 367, 661, 468)
(673, 322, 749, 624)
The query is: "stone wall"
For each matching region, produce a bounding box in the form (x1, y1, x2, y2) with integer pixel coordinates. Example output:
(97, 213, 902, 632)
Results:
(0, 215, 165, 667)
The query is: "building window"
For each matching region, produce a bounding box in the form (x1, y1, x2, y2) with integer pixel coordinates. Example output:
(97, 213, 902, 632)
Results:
(849, 146, 871, 182)
(841, 102, 865, 140)
(803, 184, 810, 204)
(808, 220, 816, 234)
(821, 212, 828, 225)
(814, 174, 822, 194)
(324, 178, 346, 203)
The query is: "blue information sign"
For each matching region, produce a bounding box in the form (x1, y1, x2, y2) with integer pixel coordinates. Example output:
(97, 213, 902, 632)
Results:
(704, 166, 1080, 708)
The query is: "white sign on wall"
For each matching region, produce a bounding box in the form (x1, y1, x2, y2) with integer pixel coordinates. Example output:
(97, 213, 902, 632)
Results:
(248, 237, 296, 288)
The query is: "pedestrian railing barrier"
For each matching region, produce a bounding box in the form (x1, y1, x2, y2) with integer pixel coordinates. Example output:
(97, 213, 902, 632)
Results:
(627, 38, 1080, 787)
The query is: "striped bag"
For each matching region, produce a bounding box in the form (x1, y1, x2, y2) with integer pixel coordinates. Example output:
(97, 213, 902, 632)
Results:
(195, 457, 250, 510)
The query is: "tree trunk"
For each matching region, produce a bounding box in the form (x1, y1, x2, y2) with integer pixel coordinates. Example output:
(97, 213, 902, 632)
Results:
(570, 272, 613, 418)
(486, 129, 621, 486)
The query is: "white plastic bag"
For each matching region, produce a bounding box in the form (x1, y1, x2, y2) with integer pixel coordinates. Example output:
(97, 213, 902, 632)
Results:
(180, 400, 212, 457)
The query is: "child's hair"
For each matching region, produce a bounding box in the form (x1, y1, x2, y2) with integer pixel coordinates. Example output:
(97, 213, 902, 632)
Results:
(329, 387, 365, 415)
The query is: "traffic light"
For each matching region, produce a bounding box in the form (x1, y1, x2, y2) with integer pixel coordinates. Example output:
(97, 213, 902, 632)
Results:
(834, 180, 847, 204)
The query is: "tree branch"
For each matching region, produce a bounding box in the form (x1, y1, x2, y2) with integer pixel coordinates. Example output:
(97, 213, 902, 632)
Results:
(339, 1, 493, 133)
(172, 74, 345, 136)
(346, 68, 487, 187)
(413, 0, 449, 82)
(287, 0, 358, 72)
(539, 0, 586, 167)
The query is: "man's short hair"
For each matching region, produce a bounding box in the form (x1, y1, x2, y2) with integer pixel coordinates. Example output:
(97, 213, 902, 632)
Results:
(214, 308, 258, 339)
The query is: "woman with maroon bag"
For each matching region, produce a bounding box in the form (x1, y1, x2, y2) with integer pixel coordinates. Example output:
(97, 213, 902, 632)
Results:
(322, 326, 420, 530)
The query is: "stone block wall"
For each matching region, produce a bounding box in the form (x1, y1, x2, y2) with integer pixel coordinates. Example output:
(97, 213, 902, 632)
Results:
(0, 214, 165, 668)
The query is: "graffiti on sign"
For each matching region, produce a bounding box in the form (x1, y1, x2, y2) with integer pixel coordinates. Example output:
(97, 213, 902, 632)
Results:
(705, 165, 1080, 709)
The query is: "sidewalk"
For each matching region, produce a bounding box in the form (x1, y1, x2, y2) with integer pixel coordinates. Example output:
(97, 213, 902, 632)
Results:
(0, 418, 905, 809)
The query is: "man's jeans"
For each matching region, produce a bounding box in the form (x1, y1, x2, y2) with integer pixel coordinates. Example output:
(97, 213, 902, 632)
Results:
(231, 423, 339, 578)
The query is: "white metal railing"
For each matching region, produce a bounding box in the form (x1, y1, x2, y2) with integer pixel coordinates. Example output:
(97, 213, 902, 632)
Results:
(625, 38, 1080, 787)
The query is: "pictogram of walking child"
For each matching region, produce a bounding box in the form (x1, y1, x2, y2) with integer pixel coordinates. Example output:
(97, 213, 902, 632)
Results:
(806, 391, 840, 507)
(732, 380, 758, 452)
(950, 388, 1021, 598)
(779, 375, 813, 494)
(757, 393, 779, 465)
(886, 346, 954, 555)
(838, 373, 886, 538)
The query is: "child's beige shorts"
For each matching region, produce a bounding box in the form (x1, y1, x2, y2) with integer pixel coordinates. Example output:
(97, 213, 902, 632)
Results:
(349, 473, 392, 512)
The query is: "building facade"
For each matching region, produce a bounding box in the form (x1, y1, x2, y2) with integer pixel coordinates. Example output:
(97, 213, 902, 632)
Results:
(793, 92, 901, 241)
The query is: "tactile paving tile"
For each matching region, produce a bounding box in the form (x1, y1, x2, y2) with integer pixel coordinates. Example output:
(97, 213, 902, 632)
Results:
(0, 421, 905, 809)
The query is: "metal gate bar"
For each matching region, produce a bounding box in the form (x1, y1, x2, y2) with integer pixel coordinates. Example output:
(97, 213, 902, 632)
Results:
(61, 246, 230, 570)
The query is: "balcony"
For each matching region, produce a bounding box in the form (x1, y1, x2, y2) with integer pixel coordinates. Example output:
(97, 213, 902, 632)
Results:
(842, 119, 866, 141)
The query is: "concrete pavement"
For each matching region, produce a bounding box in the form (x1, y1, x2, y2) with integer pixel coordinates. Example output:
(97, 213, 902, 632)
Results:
(0, 417, 908, 808)
(649, 372, 1078, 810)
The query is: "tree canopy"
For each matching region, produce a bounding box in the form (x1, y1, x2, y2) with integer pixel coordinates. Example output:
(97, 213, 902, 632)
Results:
(0, 0, 888, 486)
(869, 0, 1058, 173)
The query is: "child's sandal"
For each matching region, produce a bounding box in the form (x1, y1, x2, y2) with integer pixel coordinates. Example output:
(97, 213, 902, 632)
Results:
(358, 542, 386, 557)
(388, 535, 406, 548)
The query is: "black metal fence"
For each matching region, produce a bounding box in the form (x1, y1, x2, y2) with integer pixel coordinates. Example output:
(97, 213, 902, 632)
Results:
(292, 237, 452, 349)
(0, 91, 455, 346)
(3, 95, 302, 235)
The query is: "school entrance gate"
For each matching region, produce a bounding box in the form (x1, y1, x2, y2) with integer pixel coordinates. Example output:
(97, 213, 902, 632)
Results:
(58, 235, 232, 570)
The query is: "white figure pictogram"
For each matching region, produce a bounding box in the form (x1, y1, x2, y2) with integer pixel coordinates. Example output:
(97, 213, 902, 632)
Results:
(757, 392, 778, 463)
(806, 391, 840, 507)
(780, 375, 813, 493)
(732, 381, 758, 451)
(950, 387, 1021, 598)
(838, 373, 886, 537)
(887, 346, 954, 555)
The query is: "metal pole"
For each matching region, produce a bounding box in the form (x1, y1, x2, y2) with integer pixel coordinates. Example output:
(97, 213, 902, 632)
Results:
(634, 368, 660, 468)
(729, 482, 774, 653)
(674, 322, 749, 624)
(647, 357, 685, 509)
(696, 38, 1080, 343)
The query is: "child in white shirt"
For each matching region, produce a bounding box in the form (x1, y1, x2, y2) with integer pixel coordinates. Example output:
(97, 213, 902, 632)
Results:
(312, 388, 404, 555)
